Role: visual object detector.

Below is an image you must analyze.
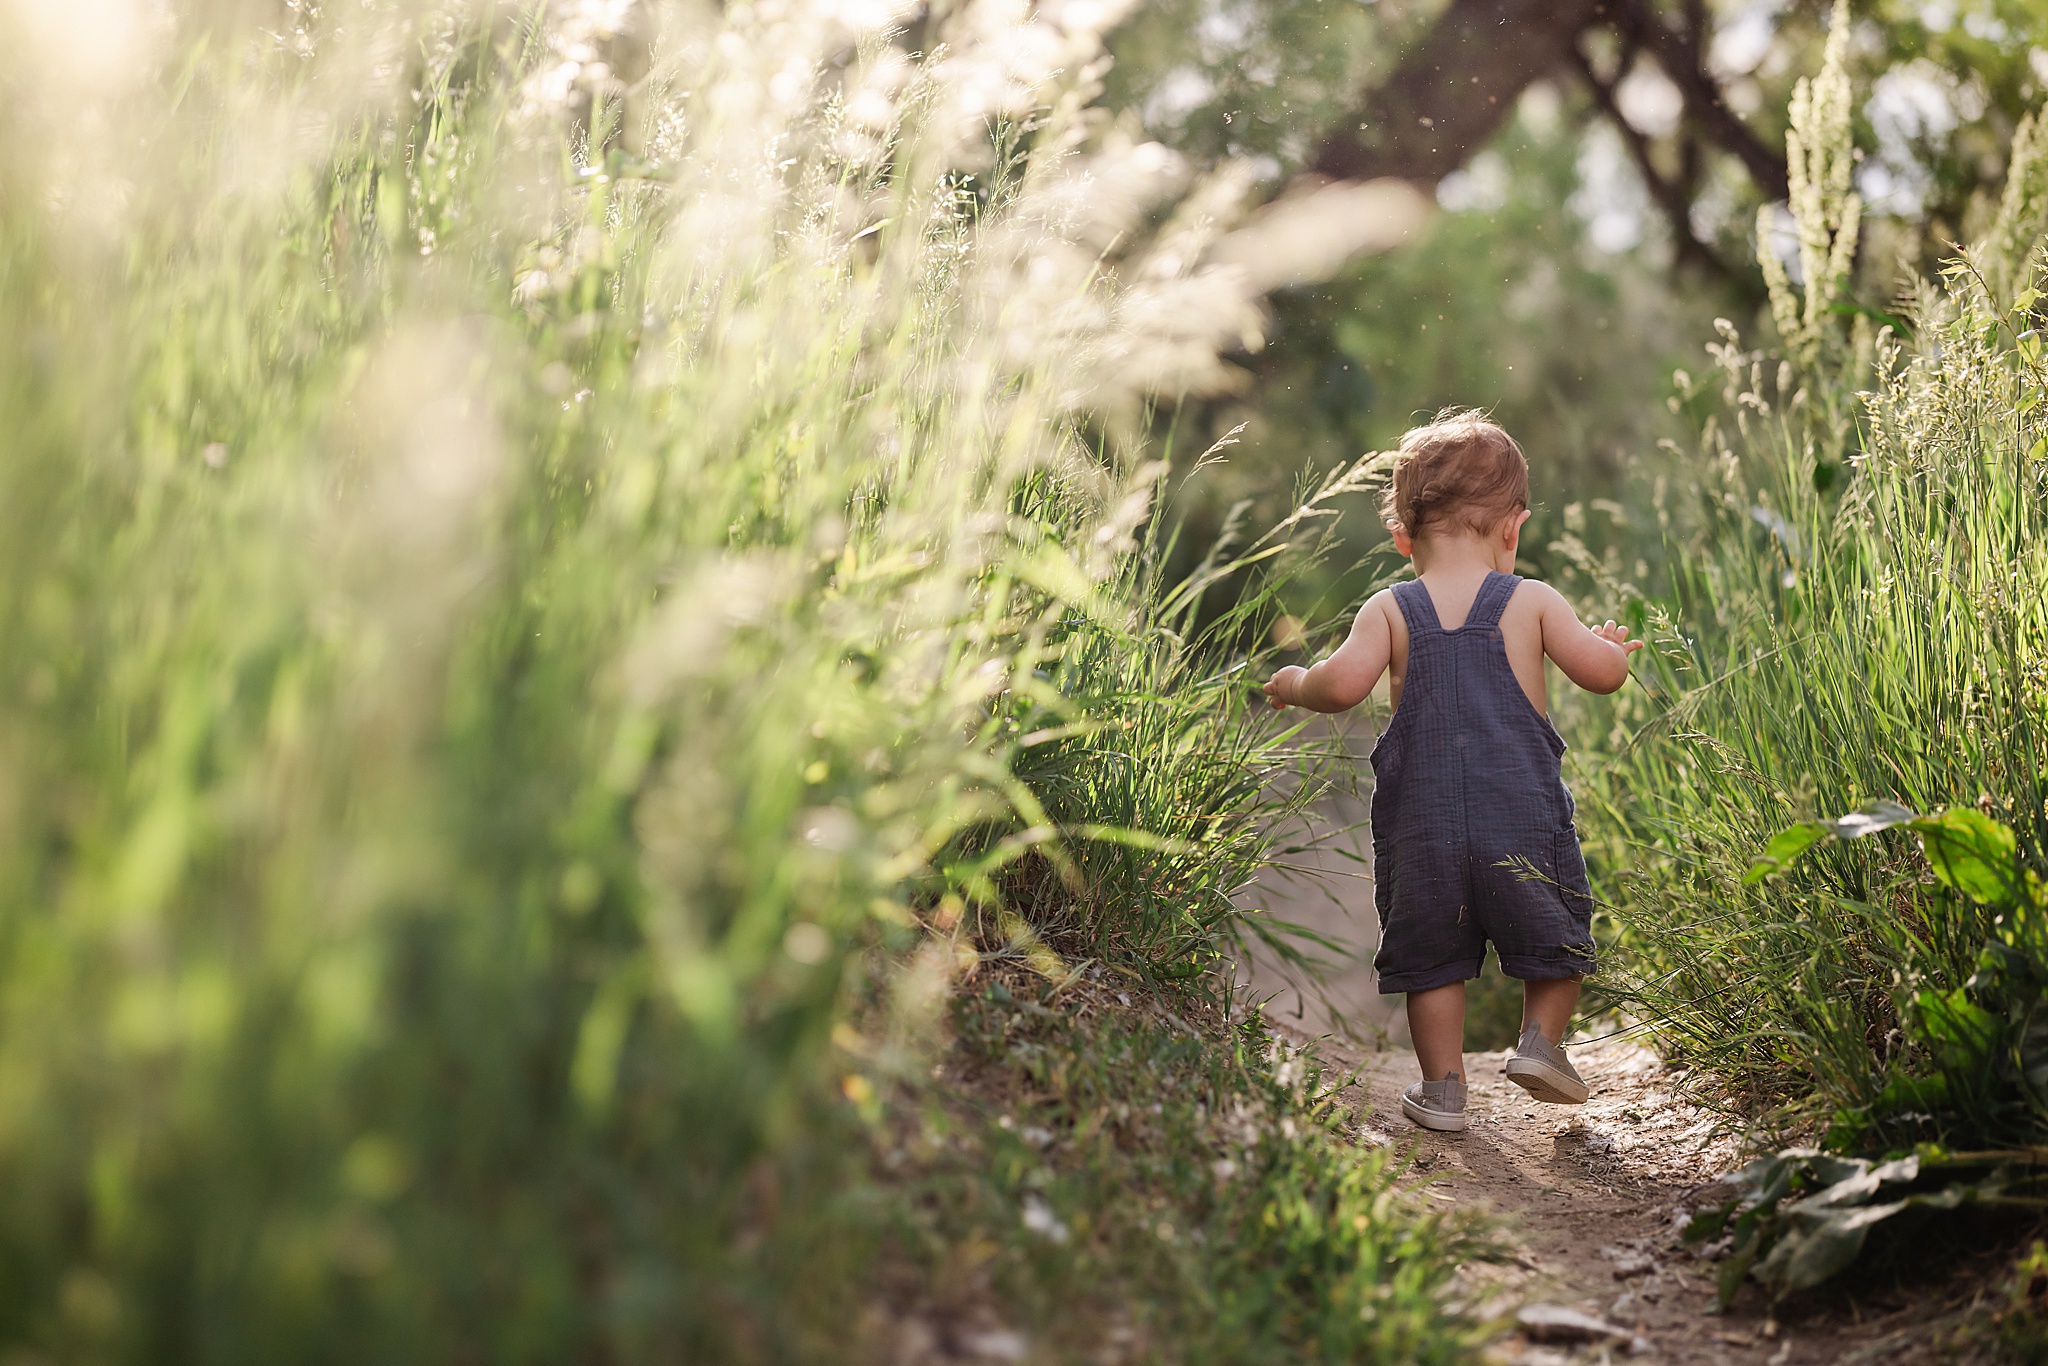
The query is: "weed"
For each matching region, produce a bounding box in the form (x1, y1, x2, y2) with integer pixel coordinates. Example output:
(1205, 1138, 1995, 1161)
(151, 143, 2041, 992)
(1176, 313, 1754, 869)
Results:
(871, 971, 1492, 1363)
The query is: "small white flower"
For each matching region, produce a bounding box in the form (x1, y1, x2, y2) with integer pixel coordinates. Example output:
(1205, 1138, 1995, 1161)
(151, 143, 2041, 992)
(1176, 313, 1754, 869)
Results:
(1020, 1196, 1069, 1243)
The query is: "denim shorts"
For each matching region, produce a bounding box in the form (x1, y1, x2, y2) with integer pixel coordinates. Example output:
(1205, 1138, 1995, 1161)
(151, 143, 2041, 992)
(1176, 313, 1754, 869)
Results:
(1371, 824, 1598, 993)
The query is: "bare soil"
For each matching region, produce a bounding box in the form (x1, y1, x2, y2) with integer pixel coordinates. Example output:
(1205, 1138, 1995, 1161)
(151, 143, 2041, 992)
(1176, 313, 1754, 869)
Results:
(1293, 1029, 2021, 1366)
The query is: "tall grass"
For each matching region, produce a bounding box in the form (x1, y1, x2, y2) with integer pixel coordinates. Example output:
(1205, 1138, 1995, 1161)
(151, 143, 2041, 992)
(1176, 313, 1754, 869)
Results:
(1588, 5, 2048, 1147)
(0, 0, 1447, 1357)
(914, 979, 1490, 1364)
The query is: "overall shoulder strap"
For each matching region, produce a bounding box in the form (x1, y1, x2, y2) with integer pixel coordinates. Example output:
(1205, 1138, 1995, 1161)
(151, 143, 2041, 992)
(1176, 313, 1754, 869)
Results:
(1462, 571, 1522, 631)
(1390, 578, 1441, 635)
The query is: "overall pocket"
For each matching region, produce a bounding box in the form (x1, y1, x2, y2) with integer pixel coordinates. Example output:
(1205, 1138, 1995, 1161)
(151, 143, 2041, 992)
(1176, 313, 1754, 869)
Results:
(1553, 826, 1594, 924)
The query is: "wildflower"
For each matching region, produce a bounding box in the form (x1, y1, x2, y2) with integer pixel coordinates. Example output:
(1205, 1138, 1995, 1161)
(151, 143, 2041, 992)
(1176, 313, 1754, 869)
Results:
(1021, 1196, 1069, 1243)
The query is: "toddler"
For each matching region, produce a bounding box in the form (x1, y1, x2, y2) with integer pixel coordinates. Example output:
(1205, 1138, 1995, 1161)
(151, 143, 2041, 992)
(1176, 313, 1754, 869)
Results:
(1263, 412, 1640, 1132)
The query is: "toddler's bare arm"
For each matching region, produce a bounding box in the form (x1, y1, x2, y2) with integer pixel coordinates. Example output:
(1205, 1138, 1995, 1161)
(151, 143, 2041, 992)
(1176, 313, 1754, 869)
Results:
(1263, 591, 1394, 712)
(1531, 581, 1642, 694)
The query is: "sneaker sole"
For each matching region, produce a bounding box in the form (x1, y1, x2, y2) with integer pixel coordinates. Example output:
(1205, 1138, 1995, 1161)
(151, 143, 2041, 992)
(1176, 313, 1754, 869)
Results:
(1504, 1056, 1589, 1105)
(1400, 1094, 1468, 1132)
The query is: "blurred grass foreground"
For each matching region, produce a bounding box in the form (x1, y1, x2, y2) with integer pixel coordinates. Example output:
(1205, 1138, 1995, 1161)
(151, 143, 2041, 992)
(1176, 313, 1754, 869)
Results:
(0, 0, 1463, 1359)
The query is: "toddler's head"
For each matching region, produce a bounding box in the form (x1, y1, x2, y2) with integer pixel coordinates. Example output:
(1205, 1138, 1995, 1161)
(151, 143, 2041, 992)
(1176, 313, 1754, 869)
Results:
(1380, 410, 1528, 542)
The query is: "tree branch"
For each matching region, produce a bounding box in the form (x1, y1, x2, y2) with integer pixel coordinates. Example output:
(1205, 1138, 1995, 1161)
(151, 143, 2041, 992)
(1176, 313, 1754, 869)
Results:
(1570, 43, 1731, 278)
(1310, 0, 1608, 184)
(1604, 0, 1788, 199)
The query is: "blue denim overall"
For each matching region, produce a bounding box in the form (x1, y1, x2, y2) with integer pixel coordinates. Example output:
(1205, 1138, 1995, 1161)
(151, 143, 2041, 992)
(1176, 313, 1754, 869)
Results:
(1369, 571, 1597, 994)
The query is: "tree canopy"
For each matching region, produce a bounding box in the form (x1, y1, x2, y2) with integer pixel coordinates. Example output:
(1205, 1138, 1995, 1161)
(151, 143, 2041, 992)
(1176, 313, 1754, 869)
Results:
(1110, 0, 2048, 280)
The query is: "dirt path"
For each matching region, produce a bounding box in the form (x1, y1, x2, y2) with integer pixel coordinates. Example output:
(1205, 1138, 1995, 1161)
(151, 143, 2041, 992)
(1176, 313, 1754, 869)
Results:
(1241, 750, 2010, 1362)
(1288, 1031, 2004, 1366)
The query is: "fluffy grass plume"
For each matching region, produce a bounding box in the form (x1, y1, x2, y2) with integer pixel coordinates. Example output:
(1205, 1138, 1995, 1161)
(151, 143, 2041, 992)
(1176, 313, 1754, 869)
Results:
(0, 0, 1459, 1357)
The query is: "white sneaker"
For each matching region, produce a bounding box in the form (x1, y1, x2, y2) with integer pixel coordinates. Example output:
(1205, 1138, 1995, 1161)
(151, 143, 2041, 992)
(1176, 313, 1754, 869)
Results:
(1505, 1024, 1590, 1104)
(1400, 1075, 1468, 1132)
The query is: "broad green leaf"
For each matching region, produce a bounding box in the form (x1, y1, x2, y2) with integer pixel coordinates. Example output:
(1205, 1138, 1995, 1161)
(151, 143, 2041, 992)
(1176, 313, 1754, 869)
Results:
(1753, 1150, 1810, 1206)
(1814, 1152, 1886, 1184)
(1709, 1147, 1986, 1304)
(1682, 1203, 1732, 1244)
(1718, 1246, 1758, 1308)
(1757, 1200, 1910, 1293)
(1797, 1162, 1879, 1208)
(1910, 808, 2021, 905)
(1745, 802, 1921, 884)
(1910, 986, 1999, 1060)
(1744, 822, 1829, 883)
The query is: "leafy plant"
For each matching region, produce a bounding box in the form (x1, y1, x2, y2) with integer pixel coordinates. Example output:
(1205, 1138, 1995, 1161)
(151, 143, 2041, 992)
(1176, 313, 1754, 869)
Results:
(1584, 4, 2048, 1151)
(1668, 800, 2048, 1306)
(1742, 802, 2048, 1146)
(906, 976, 1494, 1363)
(1686, 1146, 2048, 1307)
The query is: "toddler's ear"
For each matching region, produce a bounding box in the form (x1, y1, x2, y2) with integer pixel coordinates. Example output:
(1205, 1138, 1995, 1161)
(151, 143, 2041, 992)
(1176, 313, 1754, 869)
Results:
(1387, 519, 1415, 559)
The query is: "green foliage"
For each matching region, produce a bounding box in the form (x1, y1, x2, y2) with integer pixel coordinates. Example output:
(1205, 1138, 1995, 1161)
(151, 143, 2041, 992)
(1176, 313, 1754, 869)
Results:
(1113, 0, 2048, 636)
(997, 457, 1385, 983)
(0, 2, 1466, 1359)
(1670, 805, 2048, 1306)
(1586, 22, 2048, 1155)
(909, 981, 1491, 1363)
(1093, 0, 2048, 619)
(1741, 803, 2048, 1147)
(1684, 1145, 2048, 1308)
(1102, 0, 1398, 164)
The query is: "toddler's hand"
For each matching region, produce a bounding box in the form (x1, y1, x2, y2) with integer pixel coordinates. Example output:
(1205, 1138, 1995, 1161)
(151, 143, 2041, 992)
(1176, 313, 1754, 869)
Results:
(1592, 620, 1645, 654)
(1264, 665, 1306, 710)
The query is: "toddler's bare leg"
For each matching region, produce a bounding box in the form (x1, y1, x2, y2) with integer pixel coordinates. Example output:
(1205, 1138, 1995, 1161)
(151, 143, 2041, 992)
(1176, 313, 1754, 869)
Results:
(1406, 982, 1467, 1081)
(1521, 977, 1582, 1045)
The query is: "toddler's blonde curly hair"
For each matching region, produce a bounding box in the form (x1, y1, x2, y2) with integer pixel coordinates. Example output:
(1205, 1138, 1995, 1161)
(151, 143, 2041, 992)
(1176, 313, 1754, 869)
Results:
(1379, 409, 1529, 539)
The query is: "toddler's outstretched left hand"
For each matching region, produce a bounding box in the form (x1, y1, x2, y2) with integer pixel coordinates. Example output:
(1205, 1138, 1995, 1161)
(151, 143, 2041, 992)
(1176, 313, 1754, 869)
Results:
(1591, 620, 1644, 653)
(1264, 665, 1306, 710)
